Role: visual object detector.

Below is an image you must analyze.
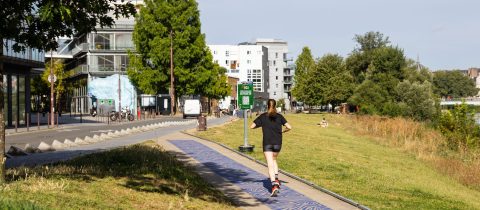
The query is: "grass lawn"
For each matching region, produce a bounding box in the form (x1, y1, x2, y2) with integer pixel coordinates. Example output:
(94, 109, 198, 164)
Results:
(0, 141, 236, 210)
(192, 114, 480, 210)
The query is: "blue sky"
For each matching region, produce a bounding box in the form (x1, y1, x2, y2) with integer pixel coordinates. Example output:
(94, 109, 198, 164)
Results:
(197, 0, 479, 70)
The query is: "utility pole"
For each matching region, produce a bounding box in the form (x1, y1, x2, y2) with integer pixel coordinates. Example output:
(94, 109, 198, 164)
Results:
(50, 51, 54, 127)
(170, 30, 175, 116)
(118, 71, 121, 113)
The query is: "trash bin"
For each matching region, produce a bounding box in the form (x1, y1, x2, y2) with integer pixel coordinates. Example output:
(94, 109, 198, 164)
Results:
(197, 115, 207, 131)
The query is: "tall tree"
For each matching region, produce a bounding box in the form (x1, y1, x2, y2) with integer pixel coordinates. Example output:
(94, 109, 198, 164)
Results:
(0, 0, 135, 183)
(353, 31, 390, 52)
(311, 54, 353, 108)
(433, 70, 479, 98)
(347, 31, 390, 84)
(128, 0, 228, 113)
(292, 47, 315, 104)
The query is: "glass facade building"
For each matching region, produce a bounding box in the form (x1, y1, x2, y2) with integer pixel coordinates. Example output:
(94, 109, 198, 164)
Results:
(2, 39, 45, 126)
(49, 21, 138, 114)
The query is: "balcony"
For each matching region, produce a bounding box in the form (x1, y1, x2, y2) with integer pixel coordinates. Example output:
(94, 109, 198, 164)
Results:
(68, 65, 89, 77)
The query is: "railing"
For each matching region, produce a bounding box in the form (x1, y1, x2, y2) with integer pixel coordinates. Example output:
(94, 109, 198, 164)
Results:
(71, 43, 88, 56)
(69, 65, 89, 76)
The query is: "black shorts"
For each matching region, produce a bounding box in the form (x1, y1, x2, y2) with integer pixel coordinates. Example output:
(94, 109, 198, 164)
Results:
(263, 144, 282, 152)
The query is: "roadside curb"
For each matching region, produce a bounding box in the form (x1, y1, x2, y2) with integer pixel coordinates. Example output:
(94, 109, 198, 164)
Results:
(180, 131, 370, 210)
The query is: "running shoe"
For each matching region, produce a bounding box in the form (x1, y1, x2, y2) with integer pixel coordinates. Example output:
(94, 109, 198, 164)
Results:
(271, 184, 280, 197)
(275, 179, 281, 189)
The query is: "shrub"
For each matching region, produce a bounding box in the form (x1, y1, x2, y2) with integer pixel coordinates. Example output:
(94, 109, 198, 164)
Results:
(437, 102, 480, 151)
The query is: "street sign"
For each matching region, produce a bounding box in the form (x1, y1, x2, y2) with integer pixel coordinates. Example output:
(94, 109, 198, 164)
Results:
(48, 75, 57, 83)
(238, 83, 253, 110)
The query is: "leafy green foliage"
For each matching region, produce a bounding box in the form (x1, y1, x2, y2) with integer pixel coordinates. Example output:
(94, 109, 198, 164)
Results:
(292, 47, 315, 103)
(42, 60, 71, 107)
(437, 103, 480, 151)
(433, 70, 478, 98)
(293, 50, 353, 107)
(353, 31, 390, 52)
(394, 80, 436, 120)
(349, 80, 388, 114)
(1, 0, 136, 51)
(128, 0, 229, 104)
(312, 54, 354, 107)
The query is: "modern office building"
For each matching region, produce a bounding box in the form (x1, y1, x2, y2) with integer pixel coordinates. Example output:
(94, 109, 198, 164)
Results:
(2, 39, 44, 126)
(208, 44, 269, 111)
(47, 9, 140, 115)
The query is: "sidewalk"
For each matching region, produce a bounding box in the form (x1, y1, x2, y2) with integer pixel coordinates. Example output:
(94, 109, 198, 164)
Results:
(5, 114, 174, 136)
(155, 132, 363, 210)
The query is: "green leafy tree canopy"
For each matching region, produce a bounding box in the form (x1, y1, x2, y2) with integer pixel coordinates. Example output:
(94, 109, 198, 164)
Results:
(128, 0, 229, 111)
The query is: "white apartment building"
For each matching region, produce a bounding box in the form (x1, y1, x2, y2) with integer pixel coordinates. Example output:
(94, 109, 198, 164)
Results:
(208, 44, 269, 111)
(255, 39, 289, 101)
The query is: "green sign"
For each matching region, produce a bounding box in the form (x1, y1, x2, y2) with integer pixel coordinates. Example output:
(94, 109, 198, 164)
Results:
(238, 83, 253, 110)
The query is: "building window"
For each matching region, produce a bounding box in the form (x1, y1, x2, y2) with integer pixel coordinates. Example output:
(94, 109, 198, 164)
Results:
(247, 50, 251, 55)
(225, 60, 228, 65)
(274, 92, 276, 96)
(276, 84, 278, 88)
(215, 60, 218, 64)
(273, 60, 276, 66)
(275, 68, 278, 72)
(247, 69, 263, 91)
(276, 76, 278, 80)
(247, 60, 251, 64)
(213, 50, 217, 54)
(115, 33, 133, 50)
(225, 51, 229, 56)
(275, 52, 278, 58)
(92, 33, 114, 50)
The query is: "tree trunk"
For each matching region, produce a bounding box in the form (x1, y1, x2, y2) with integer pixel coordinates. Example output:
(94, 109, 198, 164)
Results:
(0, 38, 6, 183)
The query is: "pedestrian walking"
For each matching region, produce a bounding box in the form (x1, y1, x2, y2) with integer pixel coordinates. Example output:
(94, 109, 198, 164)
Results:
(250, 99, 292, 197)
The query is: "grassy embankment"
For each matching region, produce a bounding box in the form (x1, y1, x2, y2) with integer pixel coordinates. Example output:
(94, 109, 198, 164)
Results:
(192, 114, 480, 210)
(0, 141, 236, 210)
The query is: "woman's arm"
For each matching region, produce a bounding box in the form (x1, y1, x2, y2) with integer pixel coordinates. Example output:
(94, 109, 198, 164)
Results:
(250, 123, 258, 129)
(283, 123, 292, 133)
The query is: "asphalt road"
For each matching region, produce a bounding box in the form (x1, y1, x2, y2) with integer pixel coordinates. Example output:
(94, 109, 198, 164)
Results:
(5, 116, 194, 151)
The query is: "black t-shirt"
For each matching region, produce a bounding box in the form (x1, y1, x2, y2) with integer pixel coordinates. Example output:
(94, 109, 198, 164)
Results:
(253, 113, 287, 145)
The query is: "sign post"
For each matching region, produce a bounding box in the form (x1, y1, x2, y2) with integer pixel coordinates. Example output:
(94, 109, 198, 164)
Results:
(238, 82, 254, 152)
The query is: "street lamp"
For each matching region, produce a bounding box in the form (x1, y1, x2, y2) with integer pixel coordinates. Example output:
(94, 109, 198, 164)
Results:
(170, 30, 175, 116)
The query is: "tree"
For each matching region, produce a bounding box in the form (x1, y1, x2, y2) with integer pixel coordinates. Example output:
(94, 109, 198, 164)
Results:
(348, 80, 388, 114)
(395, 80, 436, 121)
(353, 31, 390, 52)
(292, 47, 315, 104)
(347, 31, 390, 84)
(311, 54, 353, 108)
(42, 60, 71, 114)
(432, 70, 478, 98)
(0, 0, 136, 183)
(127, 0, 228, 114)
(364, 46, 407, 101)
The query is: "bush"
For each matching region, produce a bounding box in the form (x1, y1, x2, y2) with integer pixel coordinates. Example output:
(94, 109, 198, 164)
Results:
(437, 103, 480, 151)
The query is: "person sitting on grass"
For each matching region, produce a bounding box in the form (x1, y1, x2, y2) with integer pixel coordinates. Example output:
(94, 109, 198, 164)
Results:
(317, 118, 328, 128)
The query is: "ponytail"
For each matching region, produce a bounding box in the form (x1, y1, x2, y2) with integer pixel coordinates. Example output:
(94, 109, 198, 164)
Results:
(267, 99, 277, 117)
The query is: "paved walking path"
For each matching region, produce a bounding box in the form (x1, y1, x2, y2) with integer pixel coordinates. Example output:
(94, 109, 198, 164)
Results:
(5, 116, 365, 210)
(156, 132, 362, 210)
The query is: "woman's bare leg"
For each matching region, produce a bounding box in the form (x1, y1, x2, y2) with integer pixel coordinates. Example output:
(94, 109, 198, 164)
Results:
(264, 151, 276, 181)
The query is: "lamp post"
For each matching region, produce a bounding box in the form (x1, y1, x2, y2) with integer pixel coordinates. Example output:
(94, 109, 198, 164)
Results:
(170, 30, 175, 116)
(49, 51, 54, 127)
(118, 66, 122, 113)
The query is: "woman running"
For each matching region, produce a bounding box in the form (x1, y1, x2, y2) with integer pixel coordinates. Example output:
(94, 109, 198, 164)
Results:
(250, 99, 292, 197)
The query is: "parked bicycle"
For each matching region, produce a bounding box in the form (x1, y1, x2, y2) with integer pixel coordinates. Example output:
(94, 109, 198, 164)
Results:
(110, 107, 134, 121)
